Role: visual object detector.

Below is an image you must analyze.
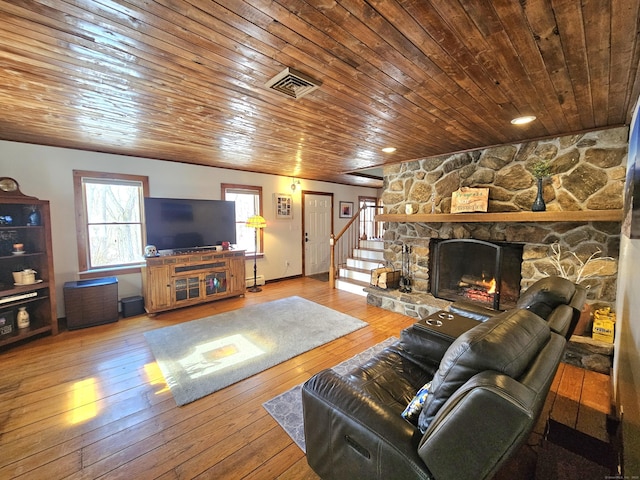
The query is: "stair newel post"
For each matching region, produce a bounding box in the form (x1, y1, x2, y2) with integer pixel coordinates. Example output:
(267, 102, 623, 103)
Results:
(329, 234, 336, 289)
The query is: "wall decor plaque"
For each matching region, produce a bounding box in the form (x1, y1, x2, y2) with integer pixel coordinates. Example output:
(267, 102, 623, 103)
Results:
(451, 187, 489, 213)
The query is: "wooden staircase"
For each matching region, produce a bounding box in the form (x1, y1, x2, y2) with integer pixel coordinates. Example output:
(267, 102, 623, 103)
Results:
(335, 239, 385, 296)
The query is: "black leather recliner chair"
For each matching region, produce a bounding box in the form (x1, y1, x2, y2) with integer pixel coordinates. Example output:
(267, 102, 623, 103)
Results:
(449, 276, 587, 339)
(301, 277, 585, 480)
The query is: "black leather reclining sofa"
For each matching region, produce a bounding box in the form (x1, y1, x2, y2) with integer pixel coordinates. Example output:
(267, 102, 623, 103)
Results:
(301, 276, 586, 480)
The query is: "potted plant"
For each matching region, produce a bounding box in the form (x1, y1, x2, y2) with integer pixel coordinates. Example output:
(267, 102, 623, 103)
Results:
(531, 160, 552, 211)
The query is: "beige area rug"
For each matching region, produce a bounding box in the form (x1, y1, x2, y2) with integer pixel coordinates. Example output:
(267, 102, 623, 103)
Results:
(144, 296, 367, 406)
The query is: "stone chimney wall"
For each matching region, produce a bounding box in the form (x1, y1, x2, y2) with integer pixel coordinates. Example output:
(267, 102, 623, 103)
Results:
(381, 127, 628, 307)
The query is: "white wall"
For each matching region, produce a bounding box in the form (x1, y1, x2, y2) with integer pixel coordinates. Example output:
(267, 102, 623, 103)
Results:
(0, 140, 379, 316)
(614, 235, 640, 475)
(613, 96, 640, 474)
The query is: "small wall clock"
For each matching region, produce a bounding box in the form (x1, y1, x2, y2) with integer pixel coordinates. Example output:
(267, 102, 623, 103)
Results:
(0, 177, 18, 193)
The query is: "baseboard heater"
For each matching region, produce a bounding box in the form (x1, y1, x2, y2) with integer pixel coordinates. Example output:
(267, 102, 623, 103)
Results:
(245, 275, 265, 288)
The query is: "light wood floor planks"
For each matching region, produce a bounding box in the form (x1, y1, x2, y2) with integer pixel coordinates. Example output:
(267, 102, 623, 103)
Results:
(547, 362, 611, 442)
(0, 277, 415, 479)
(0, 277, 612, 479)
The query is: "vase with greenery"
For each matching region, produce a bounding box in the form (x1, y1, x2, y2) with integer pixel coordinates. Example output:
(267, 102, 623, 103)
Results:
(531, 160, 552, 211)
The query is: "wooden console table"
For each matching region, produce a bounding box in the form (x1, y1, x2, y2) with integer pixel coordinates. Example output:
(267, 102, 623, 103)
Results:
(141, 249, 245, 314)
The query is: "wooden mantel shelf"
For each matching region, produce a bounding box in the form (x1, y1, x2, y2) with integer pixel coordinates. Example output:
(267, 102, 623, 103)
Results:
(375, 209, 623, 223)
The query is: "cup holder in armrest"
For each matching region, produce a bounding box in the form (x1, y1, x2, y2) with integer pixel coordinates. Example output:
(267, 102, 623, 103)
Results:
(427, 312, 454, 325)
(414, 310, 483, 340)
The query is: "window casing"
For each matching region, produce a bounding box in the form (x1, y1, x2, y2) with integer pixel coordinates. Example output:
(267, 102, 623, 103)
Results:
(74, 171, 149, 276)
(221, 184, 263, 254)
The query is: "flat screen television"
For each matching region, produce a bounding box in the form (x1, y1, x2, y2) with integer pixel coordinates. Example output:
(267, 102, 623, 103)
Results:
(144, 197, 236, 251)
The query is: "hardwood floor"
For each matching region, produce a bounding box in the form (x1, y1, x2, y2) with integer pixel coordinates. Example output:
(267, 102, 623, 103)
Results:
(0, 277, 416, 479)
(1, 277, 614, 479)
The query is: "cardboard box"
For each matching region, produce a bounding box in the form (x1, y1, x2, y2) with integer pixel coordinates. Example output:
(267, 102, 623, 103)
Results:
(592, 319, 614, 343)
(592, 307, 615, 343)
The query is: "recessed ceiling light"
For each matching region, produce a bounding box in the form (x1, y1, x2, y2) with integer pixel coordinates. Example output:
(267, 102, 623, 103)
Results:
(510, 115, 537, 125)
(382, 147, 396, 153)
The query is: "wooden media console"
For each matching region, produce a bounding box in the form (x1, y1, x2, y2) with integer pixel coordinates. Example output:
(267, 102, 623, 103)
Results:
(141, 249, 246, 314)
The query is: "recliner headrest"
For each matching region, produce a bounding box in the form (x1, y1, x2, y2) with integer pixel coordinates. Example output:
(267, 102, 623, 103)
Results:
(516, 276, 576, 319)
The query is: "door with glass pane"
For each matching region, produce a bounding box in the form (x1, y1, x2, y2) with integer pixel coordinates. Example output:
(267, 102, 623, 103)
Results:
(173, 276, 201, 303)
(204, 271, 228, 297)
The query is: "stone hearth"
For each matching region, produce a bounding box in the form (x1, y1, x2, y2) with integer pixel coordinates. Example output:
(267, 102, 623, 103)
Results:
(364, 286, 451, 320)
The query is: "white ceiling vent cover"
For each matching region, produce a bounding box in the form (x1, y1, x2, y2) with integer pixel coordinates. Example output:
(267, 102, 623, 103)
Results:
(265, 67, 321, 99)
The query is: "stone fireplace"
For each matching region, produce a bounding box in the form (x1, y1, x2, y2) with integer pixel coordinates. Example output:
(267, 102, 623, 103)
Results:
(367, 127, 626, 321)
(430, 239, 523, 310)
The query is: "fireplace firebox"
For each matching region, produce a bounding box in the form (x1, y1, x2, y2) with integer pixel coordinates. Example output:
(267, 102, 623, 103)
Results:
(430, 239, 523, 310)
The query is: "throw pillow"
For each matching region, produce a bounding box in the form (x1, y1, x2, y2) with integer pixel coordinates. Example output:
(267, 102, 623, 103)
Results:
(417, 309, 550, 433)
(401, 381, 431, 424)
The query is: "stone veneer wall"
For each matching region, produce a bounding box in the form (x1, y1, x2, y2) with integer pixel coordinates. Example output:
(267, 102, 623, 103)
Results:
(381, 127, 628, 308)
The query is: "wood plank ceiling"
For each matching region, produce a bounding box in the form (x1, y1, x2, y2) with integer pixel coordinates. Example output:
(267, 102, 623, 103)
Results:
(0, 1, 639, 187)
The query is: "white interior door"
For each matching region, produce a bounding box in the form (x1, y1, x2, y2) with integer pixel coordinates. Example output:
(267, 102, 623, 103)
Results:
(304, 193, 332, 275)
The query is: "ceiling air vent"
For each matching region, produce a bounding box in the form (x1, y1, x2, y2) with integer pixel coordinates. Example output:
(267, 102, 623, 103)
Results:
(265, 67, 321, 99)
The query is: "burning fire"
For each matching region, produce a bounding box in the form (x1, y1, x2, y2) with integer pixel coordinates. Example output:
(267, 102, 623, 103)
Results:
(458, 275, 497, 305)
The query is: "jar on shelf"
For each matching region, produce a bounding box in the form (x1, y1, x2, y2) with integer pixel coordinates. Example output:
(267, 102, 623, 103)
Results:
(27, 206, 41, 226)
(17, 307, 30, 329)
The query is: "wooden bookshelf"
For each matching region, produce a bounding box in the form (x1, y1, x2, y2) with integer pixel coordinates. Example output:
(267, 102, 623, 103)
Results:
(0, 178, 58, 348)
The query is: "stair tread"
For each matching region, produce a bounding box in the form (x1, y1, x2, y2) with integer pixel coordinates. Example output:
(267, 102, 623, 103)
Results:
(351, 256, 384, 262)
(340, 266, 371, 274)
(337, 278, 370, 287)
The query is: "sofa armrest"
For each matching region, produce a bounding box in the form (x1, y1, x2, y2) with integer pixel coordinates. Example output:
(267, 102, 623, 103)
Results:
(418, 372, 538, 480)
(546, 304, 573, 338)
(302, 369, 431, 480)
(567, 284, 588, 337)
(570, 284, 587, 313)
(398, 326, 453, 367)
(448, 300, 499, 322)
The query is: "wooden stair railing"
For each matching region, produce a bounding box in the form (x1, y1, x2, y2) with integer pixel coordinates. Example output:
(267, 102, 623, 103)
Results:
(329, 205, 382, 288)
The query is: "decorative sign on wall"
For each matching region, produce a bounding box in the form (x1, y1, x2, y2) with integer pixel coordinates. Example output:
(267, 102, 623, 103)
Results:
(275, 193, 293, 219)
(451, 187, 489, 213)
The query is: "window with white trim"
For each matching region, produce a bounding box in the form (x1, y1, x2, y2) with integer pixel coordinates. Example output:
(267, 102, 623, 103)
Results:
(73, 171, 149, 273)
(221, 184, 263, 254)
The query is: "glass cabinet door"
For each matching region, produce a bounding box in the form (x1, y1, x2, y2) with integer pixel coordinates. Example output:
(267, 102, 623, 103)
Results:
(174, 276, 201, 302)
(204, 271, 227, 297)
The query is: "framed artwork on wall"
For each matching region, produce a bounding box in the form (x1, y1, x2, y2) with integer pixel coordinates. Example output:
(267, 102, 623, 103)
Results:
(339, 201, 354, 218)
(275, 193, 293, 219)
